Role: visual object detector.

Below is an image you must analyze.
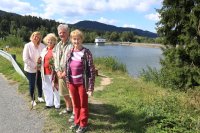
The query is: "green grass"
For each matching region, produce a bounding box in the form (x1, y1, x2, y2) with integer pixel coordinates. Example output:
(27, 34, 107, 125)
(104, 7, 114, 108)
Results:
(1, 48, 200, 133)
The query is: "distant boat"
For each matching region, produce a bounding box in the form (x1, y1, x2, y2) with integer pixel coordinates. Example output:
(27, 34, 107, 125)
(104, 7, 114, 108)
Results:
(95, 37, 106, 46)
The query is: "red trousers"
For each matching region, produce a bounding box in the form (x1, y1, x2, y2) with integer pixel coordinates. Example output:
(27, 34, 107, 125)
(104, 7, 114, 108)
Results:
(69, 84, 88, 127)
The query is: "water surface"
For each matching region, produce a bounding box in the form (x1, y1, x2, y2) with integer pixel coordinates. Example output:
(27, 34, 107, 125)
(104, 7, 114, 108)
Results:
(84, 44, 163, 77)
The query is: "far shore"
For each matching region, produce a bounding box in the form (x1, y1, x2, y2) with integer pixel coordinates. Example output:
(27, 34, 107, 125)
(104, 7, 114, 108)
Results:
(105, 42, 165, 48)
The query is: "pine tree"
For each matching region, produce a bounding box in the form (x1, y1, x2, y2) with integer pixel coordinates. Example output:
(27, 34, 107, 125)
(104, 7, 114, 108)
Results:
(157, 0, 200, 90)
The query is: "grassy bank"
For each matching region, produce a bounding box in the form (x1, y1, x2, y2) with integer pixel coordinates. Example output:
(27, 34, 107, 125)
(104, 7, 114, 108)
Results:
(1, 48, 200, 132)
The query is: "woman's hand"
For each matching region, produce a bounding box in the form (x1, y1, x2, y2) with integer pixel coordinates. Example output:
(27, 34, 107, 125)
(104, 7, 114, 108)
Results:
(57, 71, 62, 78)
(87, 91, 93, 97)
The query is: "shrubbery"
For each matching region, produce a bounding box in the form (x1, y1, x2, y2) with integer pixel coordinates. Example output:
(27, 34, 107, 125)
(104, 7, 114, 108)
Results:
(0, 35, 24, 48)
(94, 56, 127, 73)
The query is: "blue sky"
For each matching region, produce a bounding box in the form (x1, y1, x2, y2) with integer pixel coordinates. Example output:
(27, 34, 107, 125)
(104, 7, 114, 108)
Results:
(0, 0, 162, 33)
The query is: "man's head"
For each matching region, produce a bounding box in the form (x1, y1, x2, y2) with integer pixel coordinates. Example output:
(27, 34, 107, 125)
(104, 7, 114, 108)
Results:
(57, 24, 69, 43)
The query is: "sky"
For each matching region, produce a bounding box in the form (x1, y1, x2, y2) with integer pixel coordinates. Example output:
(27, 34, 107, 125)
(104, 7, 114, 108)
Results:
(0, 0, 162, 33)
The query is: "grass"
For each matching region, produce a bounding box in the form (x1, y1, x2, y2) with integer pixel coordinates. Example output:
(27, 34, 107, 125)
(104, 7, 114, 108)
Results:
(1, 48, 200, 133)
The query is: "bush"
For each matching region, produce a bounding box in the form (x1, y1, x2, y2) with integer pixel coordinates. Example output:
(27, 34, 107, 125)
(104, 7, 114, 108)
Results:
(141, 45, 200, 90)
(140, 66, 161, 84)
(94, 56, 127, 72)
(2, 35, 24, 48)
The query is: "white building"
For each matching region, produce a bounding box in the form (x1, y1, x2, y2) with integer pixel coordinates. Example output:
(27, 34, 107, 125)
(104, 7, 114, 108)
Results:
(95, 37, 106, 46)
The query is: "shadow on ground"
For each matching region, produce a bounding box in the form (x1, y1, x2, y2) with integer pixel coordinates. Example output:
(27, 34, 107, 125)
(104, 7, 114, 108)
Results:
(88, 102, 166, 133)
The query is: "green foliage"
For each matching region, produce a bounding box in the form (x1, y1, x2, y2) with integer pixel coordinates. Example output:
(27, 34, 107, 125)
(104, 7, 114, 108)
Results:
(156, 0, 200, 90)
(0, 35, 24, 48)
(140, 66, 161, 85)
(95, 69, 200, 133)
(120, 31, 135, 42)
(94, 56, 127, 72)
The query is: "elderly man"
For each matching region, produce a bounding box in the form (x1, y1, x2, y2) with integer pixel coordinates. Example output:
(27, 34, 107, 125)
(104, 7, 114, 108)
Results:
(53, 24, 73, 114)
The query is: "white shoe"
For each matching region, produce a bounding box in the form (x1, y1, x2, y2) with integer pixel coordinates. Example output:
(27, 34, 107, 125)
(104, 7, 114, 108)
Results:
(31, 101, 37, 106)
(68, 114, 75, 122)
(38, 97, 45, 102)
(59, 109, 67, 115)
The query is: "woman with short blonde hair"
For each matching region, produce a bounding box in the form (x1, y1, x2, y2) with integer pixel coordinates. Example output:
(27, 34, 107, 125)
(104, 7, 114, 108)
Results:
(43, 33, 58, 45)
(67, 29, 95, 132)
(30, 31, 43, 45)
(23, 31, 45, 106)
(40, 33, 60, 109)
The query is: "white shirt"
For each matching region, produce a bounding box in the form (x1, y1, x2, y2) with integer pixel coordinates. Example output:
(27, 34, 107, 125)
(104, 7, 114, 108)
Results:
(23, 41, 45, 73)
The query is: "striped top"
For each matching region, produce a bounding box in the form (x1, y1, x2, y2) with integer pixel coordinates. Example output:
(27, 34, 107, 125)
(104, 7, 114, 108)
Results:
(66, 47, 95, 91)
(69, 49, 85, 84)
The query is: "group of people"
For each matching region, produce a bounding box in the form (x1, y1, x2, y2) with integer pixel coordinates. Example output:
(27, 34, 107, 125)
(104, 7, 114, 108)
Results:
(22, 24, 96, 133)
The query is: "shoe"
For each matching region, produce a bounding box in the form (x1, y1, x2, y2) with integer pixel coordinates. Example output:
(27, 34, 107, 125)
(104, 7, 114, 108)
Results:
(59, 109, 72, 115)
(44, 106, 52, 109)
(76, 126, 87, 133)
(67, 109, 72, 114)
(68, 114, 75, 122)
(59, 109, 67, 115)
(55, 106, 60, 109)
(31, 101, 37, 106)
(38, 97, 45, 102)
(70, 123, 79, 130)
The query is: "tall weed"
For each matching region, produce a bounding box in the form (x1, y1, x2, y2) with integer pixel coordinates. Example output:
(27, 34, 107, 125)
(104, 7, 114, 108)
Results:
(94, 56, 127, 72)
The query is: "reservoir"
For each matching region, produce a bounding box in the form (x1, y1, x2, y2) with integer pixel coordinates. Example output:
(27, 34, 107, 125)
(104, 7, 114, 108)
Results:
(84, 44, 163, 77)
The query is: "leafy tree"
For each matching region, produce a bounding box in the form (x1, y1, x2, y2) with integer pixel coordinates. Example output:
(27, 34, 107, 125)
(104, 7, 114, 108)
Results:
(0, 19, 9, 37)
(10, 21, 17, 35)
(17, 26, 30, 42)
(109, 32, 119, 41)
(156, 0, 200, 89)
(120, 31, 135, 42)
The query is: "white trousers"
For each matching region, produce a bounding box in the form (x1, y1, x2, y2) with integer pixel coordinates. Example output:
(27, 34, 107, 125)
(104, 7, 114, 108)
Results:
(42, 75, 60, 108)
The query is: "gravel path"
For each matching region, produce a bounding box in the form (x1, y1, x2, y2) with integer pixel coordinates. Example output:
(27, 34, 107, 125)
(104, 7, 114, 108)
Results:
(0, 74, 44, 133)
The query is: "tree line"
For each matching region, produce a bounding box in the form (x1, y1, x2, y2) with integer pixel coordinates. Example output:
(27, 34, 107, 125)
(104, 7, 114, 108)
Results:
(0, 12, 160, 48)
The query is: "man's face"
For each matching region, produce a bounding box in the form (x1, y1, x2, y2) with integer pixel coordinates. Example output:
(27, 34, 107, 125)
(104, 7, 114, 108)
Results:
(58, 29, 68, 42)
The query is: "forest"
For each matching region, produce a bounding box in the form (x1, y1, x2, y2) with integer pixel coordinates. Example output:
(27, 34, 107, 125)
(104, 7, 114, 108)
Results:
(0, 10, 161, 46)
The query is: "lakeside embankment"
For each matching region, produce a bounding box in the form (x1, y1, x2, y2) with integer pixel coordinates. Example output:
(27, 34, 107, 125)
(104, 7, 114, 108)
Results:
(105, 42, 165, 48)
(1, 51, 200, 132)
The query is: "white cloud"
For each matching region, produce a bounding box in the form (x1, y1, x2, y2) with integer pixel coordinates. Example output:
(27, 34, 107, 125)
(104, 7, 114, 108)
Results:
(97, 17, 117, 25)
(0, 0, 35, 14)
(145, 13, 160, 21)
(123, 24, 137, 28)
(39, 0, 160, 19)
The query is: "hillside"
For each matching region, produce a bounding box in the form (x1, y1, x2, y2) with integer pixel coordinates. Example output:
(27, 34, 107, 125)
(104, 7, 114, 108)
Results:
(73, 20, 158, 38)
(0, 10, 20, 17)
(0, 10, 157, 38)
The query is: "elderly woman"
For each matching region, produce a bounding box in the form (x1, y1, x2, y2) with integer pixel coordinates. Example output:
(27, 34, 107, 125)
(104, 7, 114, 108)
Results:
(40, 33, 60, 109)
(23, 31, 45, 106)
(66, 29, 95, 133)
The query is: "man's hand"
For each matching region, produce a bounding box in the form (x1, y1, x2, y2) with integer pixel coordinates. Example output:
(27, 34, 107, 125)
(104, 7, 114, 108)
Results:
(61, 71, 66, 78)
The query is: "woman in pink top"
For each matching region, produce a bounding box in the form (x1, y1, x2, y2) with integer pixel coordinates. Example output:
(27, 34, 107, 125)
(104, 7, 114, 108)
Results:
(66, 29, 96, 133)
(23, 31, 45, 106)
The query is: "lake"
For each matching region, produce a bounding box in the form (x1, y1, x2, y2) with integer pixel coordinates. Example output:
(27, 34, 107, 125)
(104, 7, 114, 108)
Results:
(84, 44, 163, 77)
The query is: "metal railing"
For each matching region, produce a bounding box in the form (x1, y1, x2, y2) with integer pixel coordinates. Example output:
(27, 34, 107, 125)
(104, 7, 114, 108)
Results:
(0, 50, 27, 80)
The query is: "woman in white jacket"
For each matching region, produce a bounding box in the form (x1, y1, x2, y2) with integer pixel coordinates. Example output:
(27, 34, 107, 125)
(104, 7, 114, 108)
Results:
(23, 31, 45, 106)
(40, 33, 60, 109)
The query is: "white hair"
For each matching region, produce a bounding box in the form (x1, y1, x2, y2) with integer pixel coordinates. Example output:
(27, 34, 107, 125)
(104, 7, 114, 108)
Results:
(57, 24, 69, 32)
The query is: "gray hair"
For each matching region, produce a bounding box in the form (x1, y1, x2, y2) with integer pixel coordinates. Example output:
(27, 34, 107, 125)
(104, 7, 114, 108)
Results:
(57, 24, 69, 32)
